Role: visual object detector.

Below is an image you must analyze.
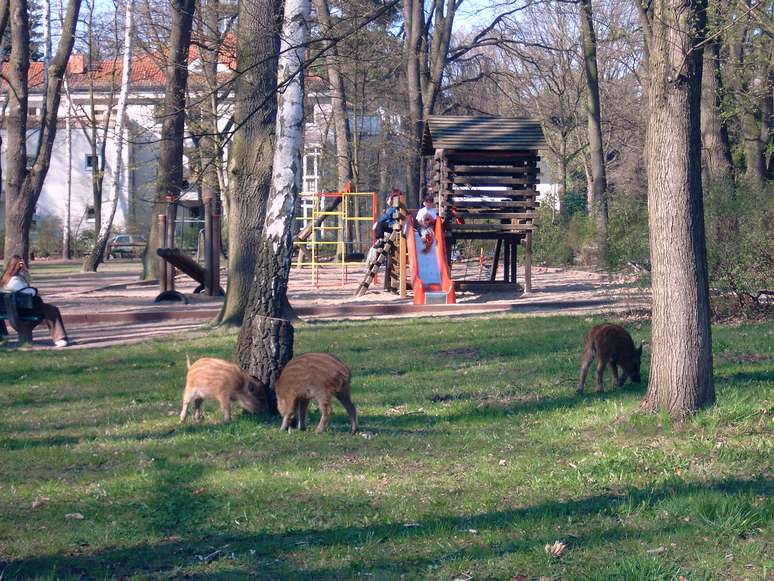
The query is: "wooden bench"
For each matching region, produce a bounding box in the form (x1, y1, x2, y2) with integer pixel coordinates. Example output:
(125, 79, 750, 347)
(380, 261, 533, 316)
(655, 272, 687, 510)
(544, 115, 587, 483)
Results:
(0, 290, 45, 343)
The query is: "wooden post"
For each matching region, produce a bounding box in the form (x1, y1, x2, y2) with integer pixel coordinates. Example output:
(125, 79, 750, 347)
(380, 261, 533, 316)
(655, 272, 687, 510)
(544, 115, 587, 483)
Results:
(158, 213, 168, 292)
(165, 196, 177, 292)
(490, 238, 502, 282)
(524, 231, 532, 293)
(203, 190, 213, 295)
(510, 239, 518, 285)
(212, 200, 222, 295)
(503, 238, 511, 282)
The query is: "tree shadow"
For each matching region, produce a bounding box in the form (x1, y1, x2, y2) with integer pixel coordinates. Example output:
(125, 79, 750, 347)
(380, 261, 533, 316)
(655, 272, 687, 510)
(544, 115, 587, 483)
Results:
(2, 476, 769, 579)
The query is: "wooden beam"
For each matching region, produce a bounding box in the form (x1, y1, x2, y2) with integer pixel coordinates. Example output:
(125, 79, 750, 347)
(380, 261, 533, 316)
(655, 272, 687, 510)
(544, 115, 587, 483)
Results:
(490, 238, 502, 281)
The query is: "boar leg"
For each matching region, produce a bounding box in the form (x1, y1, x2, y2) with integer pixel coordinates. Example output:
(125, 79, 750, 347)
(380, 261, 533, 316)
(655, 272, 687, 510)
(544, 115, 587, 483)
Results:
(610, 364, 620, 389)
(194, 398, 204, 422)
(337, 391, 358, 434)
(578, 350, 594, 394)
(297, 399, 309, 430)
(218, 394, 232, 423)
(280, 413, 293, 431)
(179, 394, 193, 423)
(316, 398, 333, 433)
(595, 361, 606, 393)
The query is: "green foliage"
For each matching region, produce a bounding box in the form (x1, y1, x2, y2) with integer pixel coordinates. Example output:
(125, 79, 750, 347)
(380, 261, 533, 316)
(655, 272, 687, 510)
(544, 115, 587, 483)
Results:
(704, 180, 774, 313)
(0, 316, 772, 579)
(75, 229, 95, 257)
(31, 215, 63, 258)
(532, 198, 595, 267)
(606, 192, 650, 270)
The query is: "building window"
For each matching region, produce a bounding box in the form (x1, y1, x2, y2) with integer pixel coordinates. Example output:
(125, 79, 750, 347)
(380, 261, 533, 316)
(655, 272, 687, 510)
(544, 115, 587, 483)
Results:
(85, 154, 98, 169)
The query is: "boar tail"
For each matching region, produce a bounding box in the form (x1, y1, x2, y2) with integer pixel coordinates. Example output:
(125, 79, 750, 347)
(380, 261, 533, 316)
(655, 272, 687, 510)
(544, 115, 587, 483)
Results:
(186, 354, 191, 369)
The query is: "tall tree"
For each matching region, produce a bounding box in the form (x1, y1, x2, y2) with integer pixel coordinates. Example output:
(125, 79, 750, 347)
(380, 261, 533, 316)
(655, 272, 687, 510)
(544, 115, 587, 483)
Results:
(402, 0, 456, 206)
(640, 0, 715, 418)
(3, 0, 82, 261)
(579, 0, 608, 261)
(235, 0, 310, 409)
(142, 0, 196, 278)
(312, 0, 353, 191)
(215, 0, 279, 326)
(82, 0, 134, 271)
(700, 29, 733, 184)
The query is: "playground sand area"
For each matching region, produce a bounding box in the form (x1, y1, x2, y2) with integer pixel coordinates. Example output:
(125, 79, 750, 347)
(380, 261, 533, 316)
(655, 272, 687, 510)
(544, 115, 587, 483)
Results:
(9, 260, 650, 349)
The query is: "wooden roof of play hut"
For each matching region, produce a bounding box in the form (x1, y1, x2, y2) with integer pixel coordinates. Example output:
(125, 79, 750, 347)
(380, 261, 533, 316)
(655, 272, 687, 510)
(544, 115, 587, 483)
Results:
(422, 116, 546, 292)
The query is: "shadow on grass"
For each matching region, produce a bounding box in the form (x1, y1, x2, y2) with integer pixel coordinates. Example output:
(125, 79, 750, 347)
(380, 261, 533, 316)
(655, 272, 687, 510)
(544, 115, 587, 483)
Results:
(2, 476, 769, 579)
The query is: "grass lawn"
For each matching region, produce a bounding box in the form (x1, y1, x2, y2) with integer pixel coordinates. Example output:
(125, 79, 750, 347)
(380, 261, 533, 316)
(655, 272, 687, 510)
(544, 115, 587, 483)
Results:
(0, 314, 771, 580)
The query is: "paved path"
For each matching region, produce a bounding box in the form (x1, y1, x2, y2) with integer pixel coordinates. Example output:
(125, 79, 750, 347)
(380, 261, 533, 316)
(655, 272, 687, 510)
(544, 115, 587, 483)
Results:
(4, 260, 650, 350)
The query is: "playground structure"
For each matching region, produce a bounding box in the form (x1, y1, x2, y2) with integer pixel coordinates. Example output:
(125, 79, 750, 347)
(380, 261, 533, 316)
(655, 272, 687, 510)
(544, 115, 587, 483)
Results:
(293, 188, 378, 287)
(424, 116, 544, 293)
(155, 189, 223, 304)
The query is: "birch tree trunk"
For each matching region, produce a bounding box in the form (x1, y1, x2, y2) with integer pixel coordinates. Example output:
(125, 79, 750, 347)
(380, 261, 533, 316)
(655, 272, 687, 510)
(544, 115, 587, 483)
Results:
(215, 0, 279, 326)
(236, 0, 310, 410)
(3, 0, 82, 261)
(579, 0, 608, 262)
(82, 0, 133, 272)
(641, 0, 715, 418)
(142, 0, 196, 279)
(63, 86, 73, 259)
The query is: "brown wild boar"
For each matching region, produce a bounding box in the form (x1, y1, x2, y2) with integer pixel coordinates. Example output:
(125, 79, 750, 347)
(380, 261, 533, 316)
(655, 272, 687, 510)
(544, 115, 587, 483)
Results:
(276, 353, 358, 434)
(179, 357, 266, 423)
(578, 324, 643, 394)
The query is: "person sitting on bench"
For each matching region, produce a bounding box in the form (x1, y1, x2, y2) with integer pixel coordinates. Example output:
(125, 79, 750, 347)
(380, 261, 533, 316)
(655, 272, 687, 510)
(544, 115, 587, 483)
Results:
(0, 255, 70, 347)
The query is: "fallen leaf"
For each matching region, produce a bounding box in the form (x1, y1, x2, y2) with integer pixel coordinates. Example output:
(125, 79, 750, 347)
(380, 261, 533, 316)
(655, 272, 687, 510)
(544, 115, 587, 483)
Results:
(544, 540, 566, 557)
(499, 459, 508, 466)
(646, 546, 666, 555)
(31, 496, 50, 509)
(193, 487, 207, 496)
(164, 535, 183, 542)
(65, 513, 85, 520)
(403, 523, 421, 528)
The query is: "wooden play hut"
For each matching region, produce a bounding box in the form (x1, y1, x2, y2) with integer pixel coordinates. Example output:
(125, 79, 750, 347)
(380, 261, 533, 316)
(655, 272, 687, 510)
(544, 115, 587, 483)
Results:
(423, 116, 546, 292)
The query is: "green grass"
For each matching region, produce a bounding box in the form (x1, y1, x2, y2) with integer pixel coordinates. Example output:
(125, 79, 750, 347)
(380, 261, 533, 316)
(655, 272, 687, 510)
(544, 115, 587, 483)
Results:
(0, 314, 771, 580)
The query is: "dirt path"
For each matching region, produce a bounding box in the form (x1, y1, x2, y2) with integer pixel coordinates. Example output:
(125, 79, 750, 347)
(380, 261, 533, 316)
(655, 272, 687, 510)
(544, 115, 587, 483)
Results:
(4, 260, 650, 350)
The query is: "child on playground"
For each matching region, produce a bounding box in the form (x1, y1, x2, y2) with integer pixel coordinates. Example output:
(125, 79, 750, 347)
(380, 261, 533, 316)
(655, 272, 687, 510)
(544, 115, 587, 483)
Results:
(415, 193, 437, 253)
(372, 189, 403, 242)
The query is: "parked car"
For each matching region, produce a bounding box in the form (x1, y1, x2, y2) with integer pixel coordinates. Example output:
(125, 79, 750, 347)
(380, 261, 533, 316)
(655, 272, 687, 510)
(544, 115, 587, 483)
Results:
(108, 234, 146, 259)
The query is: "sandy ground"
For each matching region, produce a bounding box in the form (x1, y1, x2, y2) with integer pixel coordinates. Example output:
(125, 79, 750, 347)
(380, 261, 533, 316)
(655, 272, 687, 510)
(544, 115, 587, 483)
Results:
(4, 259, 650, 350)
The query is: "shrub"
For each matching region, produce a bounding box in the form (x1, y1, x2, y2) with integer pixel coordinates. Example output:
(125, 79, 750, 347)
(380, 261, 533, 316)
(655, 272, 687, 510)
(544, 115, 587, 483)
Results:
(704, 180, 773, 315)
(606, 192, 650, 270)
(31, 215, 63, 258)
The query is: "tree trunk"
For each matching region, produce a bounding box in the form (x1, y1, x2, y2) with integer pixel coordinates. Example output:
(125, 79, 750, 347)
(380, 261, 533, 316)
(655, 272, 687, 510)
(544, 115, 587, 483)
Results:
(215, 0, 279, 326)
(142, 0, 196, 279)
(403, 0, 424, 208)
(82, 0, 133, 272)
(313, 0, 353, 191)
(579, 0, 608, 262)
(4, 0, 32, 260)
(3, 0, 81, 261)
(63, 86, 73, 259)
(236, 0, 310, 407)
(700, 29, 733, 185)
(641, 0, 715, 419)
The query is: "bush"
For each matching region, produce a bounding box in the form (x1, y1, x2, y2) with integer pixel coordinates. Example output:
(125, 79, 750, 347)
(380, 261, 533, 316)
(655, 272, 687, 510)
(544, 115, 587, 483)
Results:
(75, 229, 96, 257)
(606, 192, 650, 270)
(705, 180, 774, 315)
(532, 194, 596, 267)
(31, 215, 63, 258)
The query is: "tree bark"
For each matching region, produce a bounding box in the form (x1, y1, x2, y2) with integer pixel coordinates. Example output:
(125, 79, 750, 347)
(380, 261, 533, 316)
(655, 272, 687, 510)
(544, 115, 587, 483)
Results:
(641, 0, 715, 419)
(700, 26, 733, 185)
(579, 0, 608, 262)
(236, 0, 310, 408)
(215, 0, 279, 326)
(82, 0, 133, 272)
(142, 0, 196, 279)
(3, 0, 81, 261)
(312, 0, 353, 191)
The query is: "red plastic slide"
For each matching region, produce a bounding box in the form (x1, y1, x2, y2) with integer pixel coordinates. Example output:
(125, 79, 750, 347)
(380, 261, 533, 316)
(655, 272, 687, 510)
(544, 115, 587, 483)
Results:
(406, 215, 456, 305)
